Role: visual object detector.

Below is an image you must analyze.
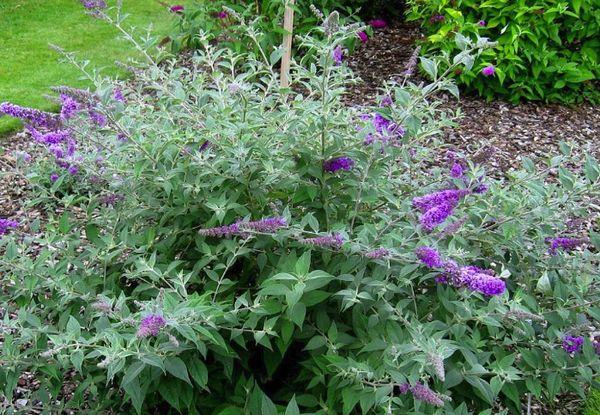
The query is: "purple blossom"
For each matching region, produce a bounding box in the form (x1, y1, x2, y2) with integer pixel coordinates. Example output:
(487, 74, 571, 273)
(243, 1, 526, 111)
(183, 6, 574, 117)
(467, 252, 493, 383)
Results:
(199, 140, 212, 151)
(473, 183, 489, 194)
(0, 219, 19, 236)
(199, 223, 241, 238)
(416, 246, 443, 268)
(369, 19, 387, 29)
(80, 0, 107, 9)
(113, 88, 125, 103)
(482, 65, 495, 77)
(50, 173, 60, 182)
(450, 163, 464, 178)
(357, 31, 368, 43)
(420, 203, 455, 231)
(439, 217, 467, 237)
(562, 335, 584, 354)
(88, 110, 107, 127)
(1, 102, 60, 129)
(101, 193, 125, 207)
(67, 165, 79, 175)
(332, 46, 344, 65)
(216, 11, 228, 19)
(60, 94, 79, 121)
(323, 157, 354, 173)
(429, 14, 445, 23)
(169, 5, 184, 13)
(478, 20, 487, 26)
(137, 314, 166, 338)
(239, 217, 287, 233)
(546, 237, 587, 255)
(365, 247, 390, 259)
(360, 113, 404, 147)
(379, 95, 393, 107)
(398, 383, 411, 394)
(467, 273, 506, 296)
(408, 383, 445, 407)
(300, 233, 345, 249)
(412, 189, 470, 213)
(438, 263, 505, 296)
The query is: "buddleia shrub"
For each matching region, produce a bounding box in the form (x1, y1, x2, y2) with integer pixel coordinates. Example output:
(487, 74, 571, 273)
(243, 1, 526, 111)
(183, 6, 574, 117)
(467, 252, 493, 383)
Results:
(1, 5, 600, 414)
(406, 0, 600, 103)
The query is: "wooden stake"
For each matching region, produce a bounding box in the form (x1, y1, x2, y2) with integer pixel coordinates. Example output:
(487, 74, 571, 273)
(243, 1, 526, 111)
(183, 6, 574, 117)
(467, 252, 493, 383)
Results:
(280, 0, 295, 89)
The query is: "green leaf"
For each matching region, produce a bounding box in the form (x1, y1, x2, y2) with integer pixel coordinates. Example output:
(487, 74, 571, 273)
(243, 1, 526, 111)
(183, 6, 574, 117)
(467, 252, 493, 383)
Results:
(165, 357, 191, 385)
(188, 357, 209, 389)
(66, 316, 81, 338)
(285, 396, 300, 415)
(420, 57, 438, 79)
(547, 372, 562, 398)
(304, 336, 326, 351)
(122, 362, 146, 387)
(288, 302, 306, 327)
(123, 377, 145, 414)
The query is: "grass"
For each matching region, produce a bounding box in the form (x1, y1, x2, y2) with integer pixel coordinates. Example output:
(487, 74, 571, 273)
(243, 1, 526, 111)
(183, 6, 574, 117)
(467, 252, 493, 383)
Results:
(585, 389, 600, 415)
(0, 0, 180, 135)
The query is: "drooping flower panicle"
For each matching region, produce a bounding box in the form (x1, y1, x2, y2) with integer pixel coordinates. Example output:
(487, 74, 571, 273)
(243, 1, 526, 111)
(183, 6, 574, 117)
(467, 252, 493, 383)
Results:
(1, 102, 60, 129)
(137, 314, 166, 338)
(323, 157, 354, 173)
(562, 335, 584, 354)
(365, 247, 390, 259)
(300, 233, 345, 249)
(415, 246, 443, 268)
(546, 236, 587, 255)
(482, 65, 495, 77)
(0, 219, 18, 236)
(198, 217, 287, 238)
(369, 19, 387, 29)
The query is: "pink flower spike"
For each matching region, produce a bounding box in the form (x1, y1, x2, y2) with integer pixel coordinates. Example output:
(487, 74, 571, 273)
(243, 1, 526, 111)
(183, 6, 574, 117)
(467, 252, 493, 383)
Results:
(358, 31, 368, 43)
(369, 19, 387, 29)
(169, 5, 184, 13)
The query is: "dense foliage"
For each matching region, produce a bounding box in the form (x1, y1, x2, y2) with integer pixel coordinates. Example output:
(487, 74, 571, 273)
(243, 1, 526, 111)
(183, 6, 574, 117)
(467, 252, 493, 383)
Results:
(168, 0, 389, 57)
(1, 5, 600, 414)
(407, 0, 600, 103)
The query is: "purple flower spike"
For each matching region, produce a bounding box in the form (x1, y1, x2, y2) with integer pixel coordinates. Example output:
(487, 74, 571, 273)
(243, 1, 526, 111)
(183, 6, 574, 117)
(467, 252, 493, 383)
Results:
(562, 335, 584, 354)
(468, 273, 506, 296)
(420, 203, 455, 231)
(482, 65, 495, 77)
(170, 5, 184, 13)
(416, 246, 443, 268)
(369, 19, 387, 29)
(199, 223, 241, 238)
(0, 219, 19, 236)
(478, 20, 487, 26)
(137, 314, 166, 338)
(450, 163, 464, 178)
(50, 173, 60, 182)
(323, 157, 354, 173)
(332, 45, 344, 65)
(412, 189, 470, 213)
(216, 11, 228, 19)
(300, 233, 345, 249)
(1, 102, 60, 129)
(365, 247, 390, 259)
(409, 383, 445, 407)
(60, 94, 79, 121)
(358, 31, 368, 43)
(546, 237, 587, 255)
(113, 88, 125, 103)
(429, 14, 445, 23)
(239, 217, 287, 233)
(80, 0, 107, 9)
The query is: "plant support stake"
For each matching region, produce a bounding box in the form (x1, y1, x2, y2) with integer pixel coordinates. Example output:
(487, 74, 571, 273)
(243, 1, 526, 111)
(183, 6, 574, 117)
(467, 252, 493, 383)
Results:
(280, 0, 295, 88)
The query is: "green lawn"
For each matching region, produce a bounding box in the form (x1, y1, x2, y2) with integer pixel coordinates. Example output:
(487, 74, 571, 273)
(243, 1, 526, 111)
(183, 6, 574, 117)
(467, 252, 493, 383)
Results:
(0, 0, 181, 135)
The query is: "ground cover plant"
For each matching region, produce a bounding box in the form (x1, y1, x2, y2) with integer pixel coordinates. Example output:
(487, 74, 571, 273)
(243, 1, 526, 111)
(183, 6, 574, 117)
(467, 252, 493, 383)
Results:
(1, 4, 600, 414)
(0, 0, 186, 135)
(406, 0, 600, 103)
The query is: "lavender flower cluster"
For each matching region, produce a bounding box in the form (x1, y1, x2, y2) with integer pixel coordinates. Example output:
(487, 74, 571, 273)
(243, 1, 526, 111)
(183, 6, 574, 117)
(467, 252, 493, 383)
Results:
(0, 219, 18, 236)
(546, 236, 587, 255)
(300, 233, 345, 249)
(416, 246, 506, 297)
(358, 112, 405, 148)
(198, 217, 288, 238)
(136, 314, 166, 338)
(412, 189, 470, 231)
(398, 382, 446, 407)
(323, 157, 355, 173)
(1, 85, 118, 181)
(562, 335, 584, 354)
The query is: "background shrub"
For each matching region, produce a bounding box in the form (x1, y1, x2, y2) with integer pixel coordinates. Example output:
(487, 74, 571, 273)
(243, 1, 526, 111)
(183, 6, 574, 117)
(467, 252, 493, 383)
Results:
(1, 7, 599, 414)
(406, 0, 600, 103)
